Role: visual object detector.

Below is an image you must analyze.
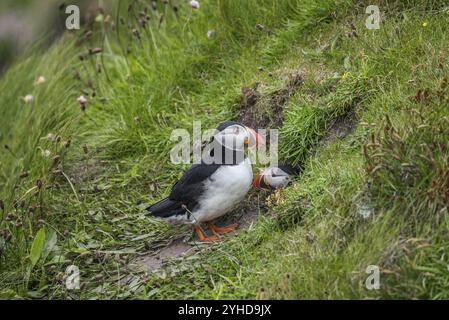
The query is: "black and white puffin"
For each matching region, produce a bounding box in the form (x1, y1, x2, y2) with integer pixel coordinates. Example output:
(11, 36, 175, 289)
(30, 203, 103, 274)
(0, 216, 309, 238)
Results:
(147, 121, 264, 241)
(252, 164, 302, 190)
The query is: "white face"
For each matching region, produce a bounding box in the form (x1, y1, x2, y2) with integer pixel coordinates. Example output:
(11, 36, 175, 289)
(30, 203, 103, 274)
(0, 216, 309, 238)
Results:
(264, 167, 290, 188)
(213, 124, 250, 151)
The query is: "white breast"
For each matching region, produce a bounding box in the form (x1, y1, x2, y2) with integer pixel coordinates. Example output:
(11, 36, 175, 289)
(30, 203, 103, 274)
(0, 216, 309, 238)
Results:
(191, 158, 252, 223)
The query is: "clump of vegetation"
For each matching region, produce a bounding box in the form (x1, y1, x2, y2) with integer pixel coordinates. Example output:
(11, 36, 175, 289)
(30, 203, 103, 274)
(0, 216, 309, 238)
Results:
(0, 0, 448, 299)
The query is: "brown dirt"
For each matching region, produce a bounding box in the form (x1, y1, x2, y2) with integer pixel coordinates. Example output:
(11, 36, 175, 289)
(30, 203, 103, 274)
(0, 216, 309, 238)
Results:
(136, 237, 194, 272)
(237, 72, 304, 129)
(238, 83, 263, 129)
(235, 209, 260, 230)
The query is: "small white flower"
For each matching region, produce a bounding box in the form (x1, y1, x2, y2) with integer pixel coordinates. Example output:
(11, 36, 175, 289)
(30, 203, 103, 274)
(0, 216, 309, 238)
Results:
(42, 149, 51, 158)
(35, 76, 46, 85)
(47, 133, 57, 141)
(190, 0, 200, 9)
(24, 95, 34, 103)
(207, 29, 215, 38)
(77, 95, 87, 105)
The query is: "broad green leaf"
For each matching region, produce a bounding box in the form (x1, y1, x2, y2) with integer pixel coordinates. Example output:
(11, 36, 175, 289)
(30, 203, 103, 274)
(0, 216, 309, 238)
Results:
(42, 229, 58, 262)
(29, 227, 46, 268)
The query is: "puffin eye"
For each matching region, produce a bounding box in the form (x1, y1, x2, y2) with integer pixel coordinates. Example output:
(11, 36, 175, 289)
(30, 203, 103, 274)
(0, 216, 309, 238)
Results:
(233, 126, 240, 134)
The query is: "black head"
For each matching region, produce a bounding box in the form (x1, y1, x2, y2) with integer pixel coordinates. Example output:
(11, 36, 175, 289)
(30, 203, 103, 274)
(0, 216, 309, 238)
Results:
(216, 120, 244, 132)
(204, 121, 244, 146)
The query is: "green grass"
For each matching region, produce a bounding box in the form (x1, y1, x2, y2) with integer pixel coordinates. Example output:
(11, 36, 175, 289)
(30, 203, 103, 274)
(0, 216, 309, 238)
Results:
(1, 0, 449, 299)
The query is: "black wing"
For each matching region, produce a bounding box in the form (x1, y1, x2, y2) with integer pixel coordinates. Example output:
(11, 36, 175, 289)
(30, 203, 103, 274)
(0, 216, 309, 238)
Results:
(170, 163, 221, 207)
(147, 197, 186, 218)
(147, 163, 221, 217)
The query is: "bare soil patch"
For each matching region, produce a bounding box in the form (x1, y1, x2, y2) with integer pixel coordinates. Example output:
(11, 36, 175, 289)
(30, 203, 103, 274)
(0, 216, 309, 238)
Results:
(237, 72, 304, 129)
(136, 237, 194, 272)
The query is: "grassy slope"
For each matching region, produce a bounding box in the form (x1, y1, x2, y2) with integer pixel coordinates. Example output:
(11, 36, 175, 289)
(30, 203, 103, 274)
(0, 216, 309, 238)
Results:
(1, 0, 449, 299)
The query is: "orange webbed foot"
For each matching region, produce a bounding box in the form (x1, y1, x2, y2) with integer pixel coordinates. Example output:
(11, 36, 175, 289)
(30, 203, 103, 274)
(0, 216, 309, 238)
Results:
(194, 225, 218, 242)
(208, 222, 238, 235)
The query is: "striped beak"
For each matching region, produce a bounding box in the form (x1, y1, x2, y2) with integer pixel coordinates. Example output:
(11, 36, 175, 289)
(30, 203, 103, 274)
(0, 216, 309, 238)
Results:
(253, 174, 271, 189)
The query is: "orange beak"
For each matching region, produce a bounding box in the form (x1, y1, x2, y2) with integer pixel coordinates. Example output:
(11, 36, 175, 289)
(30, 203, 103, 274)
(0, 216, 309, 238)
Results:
(252, 174, 263, 189)
(246, 127, 266, 149)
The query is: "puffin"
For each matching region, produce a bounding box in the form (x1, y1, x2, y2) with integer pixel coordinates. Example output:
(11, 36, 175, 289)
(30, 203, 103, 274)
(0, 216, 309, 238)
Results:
(147, 121, 264, 241)
(252, 164, 302, 190)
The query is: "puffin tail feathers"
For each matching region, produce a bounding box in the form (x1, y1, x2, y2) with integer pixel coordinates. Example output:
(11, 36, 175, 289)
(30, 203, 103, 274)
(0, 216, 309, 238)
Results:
(146, 198, 185, 218)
